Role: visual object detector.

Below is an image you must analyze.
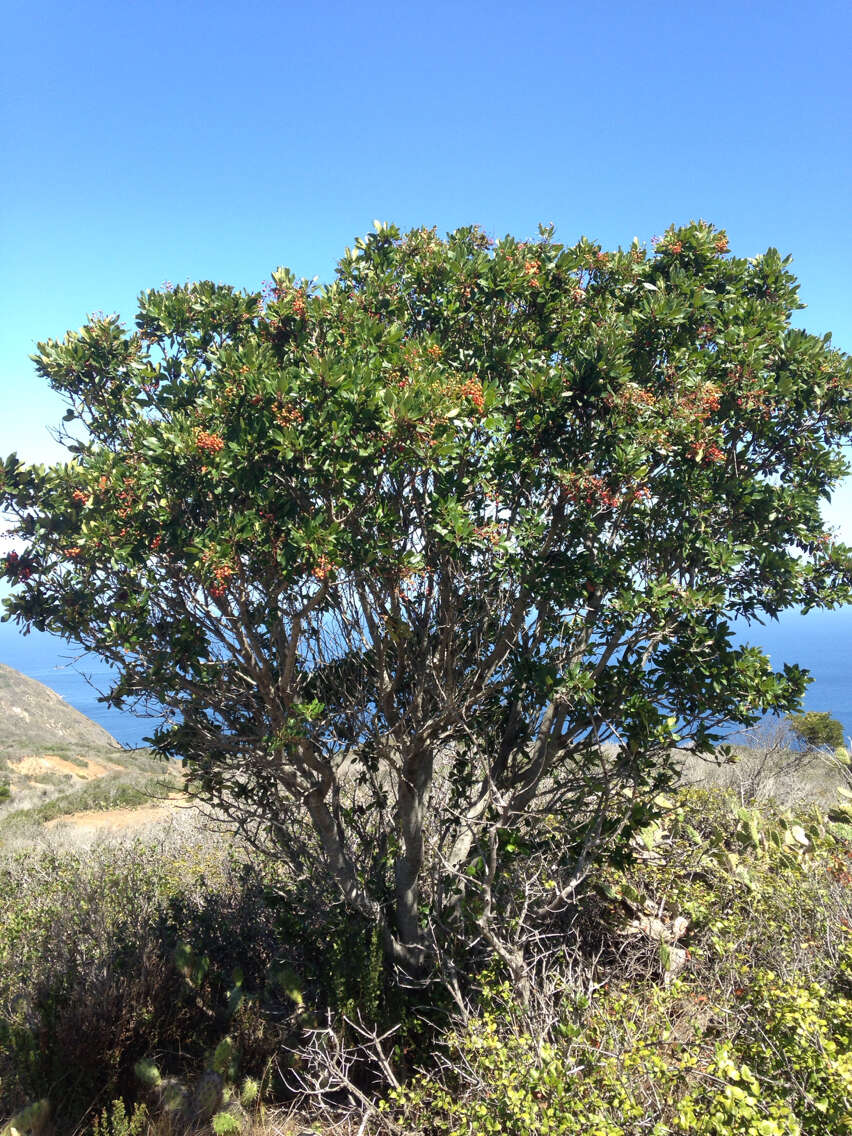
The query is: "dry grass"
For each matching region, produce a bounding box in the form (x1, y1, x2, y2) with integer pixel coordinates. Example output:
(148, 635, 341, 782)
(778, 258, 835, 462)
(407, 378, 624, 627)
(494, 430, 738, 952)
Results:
(676, 724, 850, 808)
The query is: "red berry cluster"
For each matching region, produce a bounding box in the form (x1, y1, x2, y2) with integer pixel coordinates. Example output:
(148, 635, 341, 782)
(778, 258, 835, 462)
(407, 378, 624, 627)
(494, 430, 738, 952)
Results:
(312, 554, 335, 581)
(72, 489, 89, 505)
(676, 383, 722, 423)
(115, 482, 137, 519)
(273, 404, 304, 428)
(523, 259, 541, 287)
(734, 383, 772, 418)
(701, 390, 720, 413)
(689, 441, 725, 464)
(613, 386, 656, 411)
(473, 523, 502, 545)
(459, 377, 485, 415)
(5, 550, 32, 580)
(209, 563, 234, 599)
(560, 473, 621, 509)
(196, 430, 225, 454)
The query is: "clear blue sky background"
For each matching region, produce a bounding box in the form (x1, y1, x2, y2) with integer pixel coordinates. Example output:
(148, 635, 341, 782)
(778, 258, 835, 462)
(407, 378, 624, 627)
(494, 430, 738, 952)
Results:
(2, 0, 851, 532)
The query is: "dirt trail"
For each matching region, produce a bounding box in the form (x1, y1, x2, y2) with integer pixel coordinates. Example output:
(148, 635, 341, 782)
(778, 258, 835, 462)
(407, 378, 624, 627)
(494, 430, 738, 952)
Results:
(11, 754, 124, 780)
(46, 796, 188, 833)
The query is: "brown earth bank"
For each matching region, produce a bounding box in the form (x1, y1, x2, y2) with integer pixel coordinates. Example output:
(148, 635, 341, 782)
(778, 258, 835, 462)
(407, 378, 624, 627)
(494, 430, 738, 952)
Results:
(9, 753, 124, 780)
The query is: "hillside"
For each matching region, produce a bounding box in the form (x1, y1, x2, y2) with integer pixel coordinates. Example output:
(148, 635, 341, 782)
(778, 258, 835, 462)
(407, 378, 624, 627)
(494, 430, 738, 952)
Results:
(0, 662, 118, 755)
(0, 664, 183, 847)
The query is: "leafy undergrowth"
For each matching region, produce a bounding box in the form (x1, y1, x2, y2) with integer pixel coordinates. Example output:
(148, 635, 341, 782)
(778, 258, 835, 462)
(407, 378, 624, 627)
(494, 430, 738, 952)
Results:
(0, 829, 400, 1136)
(389, 788, 852, 1135)
(0, 786, 849, 1136)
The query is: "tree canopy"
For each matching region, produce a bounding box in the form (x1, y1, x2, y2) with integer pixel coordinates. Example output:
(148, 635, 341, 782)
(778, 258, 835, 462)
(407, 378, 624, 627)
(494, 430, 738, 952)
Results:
(787, 711, 846, 752)
(4, 221, 852, 973)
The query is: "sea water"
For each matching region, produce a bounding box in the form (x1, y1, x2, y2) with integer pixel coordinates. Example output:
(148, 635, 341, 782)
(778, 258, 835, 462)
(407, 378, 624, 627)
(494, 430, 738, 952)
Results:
(0, 620, 157, 747)
(732, 606, 852, 743)
(0, 607, 849, 750)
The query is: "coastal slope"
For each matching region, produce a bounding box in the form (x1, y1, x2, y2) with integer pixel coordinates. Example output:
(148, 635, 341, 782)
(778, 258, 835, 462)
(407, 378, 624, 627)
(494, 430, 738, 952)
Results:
(0, 662, 118, 755)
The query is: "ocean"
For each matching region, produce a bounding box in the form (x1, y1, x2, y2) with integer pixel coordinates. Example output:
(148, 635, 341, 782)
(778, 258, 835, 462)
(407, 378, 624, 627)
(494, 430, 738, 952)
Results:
(0, 620, 158, 747)
(0, 607, 850, 749)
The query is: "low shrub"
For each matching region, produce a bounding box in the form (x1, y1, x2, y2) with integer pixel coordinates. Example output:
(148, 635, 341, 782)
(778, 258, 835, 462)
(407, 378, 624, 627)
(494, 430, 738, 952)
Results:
(0, 829, 431, 1133)
(390, 955, 852, 1135)
(1, 785, 849, 1135)
(387, 787, 852, 1135)
(0, 837, 284, 1132)
(89, 1099, 149, 1136)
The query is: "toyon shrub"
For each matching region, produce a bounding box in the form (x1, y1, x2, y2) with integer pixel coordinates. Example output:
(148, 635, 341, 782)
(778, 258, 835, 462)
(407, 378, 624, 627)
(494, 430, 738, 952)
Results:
(2, 221, 851, 976)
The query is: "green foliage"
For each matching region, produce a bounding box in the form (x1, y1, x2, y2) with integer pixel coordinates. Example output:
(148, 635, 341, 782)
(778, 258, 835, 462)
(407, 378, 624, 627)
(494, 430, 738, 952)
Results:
(211, 1110, 243, 1135)
(211, 1037, 237, 1080)
(3, 221, 851, 963)
(398, 962, 851, 1135)
(0, 830, 421, 1130)
(1, 784, 848, 1134)
(90, 1099, 148, 1136)
(266, 873, 411, 1026)
(787, 710, 846, 751)
(238, 1077, 259, 1108)
(132, 1059, 161, 1090)
(0, 838, 282, 1131)
(0, 779, 10, 802)
(598, 787, 850, 991)
(732, 965, 852, 1134)
(388, 788, 852, 1134)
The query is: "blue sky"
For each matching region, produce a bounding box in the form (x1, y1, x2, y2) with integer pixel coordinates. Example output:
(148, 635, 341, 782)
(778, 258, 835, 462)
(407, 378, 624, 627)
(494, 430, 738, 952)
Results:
(2, 0, 851, 533)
